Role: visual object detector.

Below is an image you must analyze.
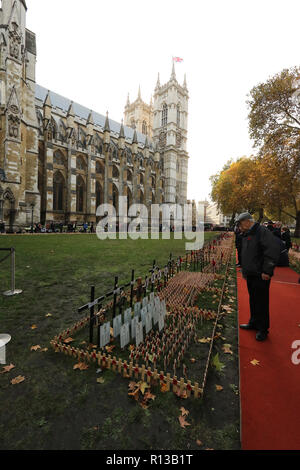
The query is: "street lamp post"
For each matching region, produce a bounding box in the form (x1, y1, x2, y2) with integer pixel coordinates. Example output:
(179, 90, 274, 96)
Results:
(31, 203, 35, 234)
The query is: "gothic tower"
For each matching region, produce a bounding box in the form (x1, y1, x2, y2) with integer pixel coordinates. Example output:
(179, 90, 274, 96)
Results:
(152, 64, 189, 205)
(0, 0, 40, 229)
(124, 86, 154, 139)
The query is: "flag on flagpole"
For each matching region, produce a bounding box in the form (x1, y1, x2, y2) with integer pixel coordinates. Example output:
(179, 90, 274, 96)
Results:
(172, 57, 183, 63)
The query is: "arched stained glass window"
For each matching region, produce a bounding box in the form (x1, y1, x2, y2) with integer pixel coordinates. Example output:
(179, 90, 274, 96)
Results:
(77, 156, 85, 171)
(177, 104, 180, 127)
(142, 121, 147, 135)
(96, 161, 104, 175)
(76, 176, 85, 213)
(54, 150, 65, 166)
(53, 172, 64, 211)
(96, 181, 103, 209)
(162, 103, 168, 126)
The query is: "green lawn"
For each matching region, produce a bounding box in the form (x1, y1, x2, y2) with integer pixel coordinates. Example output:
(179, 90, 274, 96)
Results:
(0, 233, 240, 450)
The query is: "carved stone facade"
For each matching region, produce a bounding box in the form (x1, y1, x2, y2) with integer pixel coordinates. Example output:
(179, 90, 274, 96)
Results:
(0, 0, 189, 230)
(124, 87, 154, 139)
(0, 0, 40, 231)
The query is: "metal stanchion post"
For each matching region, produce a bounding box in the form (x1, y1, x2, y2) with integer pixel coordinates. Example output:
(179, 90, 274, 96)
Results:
(3, 248, 22, 297)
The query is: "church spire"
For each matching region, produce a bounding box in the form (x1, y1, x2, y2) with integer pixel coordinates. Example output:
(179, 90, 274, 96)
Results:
(138, 85, 141, 100)
(66, 101, 74, 130)
(155, 73, 161, 90)
(44, 90, 52, 108)
(67, 101, 74, 117)
(87, 110, 94, 125)
(119, 119, 125, 139)
(132, 128, 138, 144)
(170, 60, 176, 81)
(183, 73, 187, 89)
(126, 93, 130, 107)
(118, 119, 125, 149)
(104, 111, 110, 132)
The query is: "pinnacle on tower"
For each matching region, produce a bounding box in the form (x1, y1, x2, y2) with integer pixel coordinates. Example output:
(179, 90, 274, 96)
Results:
(155, 73, 161, 89)
(144, 135, 149, 148)
(183, 73, 187, 89)
(132, 128, 138, 144)
(138, 85, 141, 100)
(87, 110, 94, 125)
(126, 93, 130, 106)
(119, 119, 125, 138)
(104, 111, 110, 132)
(67, 101, 75, 117)
(170, 61, 176, 81)
(44, 90, 52, 108)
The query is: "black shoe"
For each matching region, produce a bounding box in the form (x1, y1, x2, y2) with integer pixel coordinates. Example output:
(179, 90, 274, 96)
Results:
(256, 331, 268, 341)
(239, 323, 258, 330)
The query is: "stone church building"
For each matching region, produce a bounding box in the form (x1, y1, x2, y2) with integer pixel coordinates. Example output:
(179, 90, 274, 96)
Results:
(0, 0, 189, 231)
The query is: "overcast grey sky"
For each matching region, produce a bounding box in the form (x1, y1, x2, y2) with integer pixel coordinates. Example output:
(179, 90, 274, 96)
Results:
(26, 0, 300, 202)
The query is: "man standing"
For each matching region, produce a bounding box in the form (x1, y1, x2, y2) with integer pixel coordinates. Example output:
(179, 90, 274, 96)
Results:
(237, 213, 280, 341)
(281, 226, 292, 252)
(234, 225, 243, 267)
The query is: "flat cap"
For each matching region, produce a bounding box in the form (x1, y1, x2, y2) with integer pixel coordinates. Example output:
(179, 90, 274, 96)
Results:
(236, 212, 253, 223)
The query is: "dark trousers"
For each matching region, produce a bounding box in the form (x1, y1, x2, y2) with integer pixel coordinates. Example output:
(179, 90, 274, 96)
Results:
(246, 275, 271, 332)
(237, 246, 242, 265)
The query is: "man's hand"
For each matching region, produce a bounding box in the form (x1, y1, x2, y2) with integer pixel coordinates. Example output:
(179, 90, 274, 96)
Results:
(262, 273, 271, 281)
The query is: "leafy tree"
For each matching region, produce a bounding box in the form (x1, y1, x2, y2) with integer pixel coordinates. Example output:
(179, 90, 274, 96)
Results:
(210, 157, 266, 224)
(248, 67, 300, 236)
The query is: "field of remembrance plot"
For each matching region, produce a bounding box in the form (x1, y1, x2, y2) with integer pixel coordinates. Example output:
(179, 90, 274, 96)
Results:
(0, 232, 240, 451)
(51, 233, 233, 402)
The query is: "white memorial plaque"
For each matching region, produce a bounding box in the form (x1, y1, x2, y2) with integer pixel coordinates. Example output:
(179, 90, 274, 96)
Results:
(158, 312, 165, 332)
(152, 308, 159, 325)
(100, 322, 111, 348)
(124, 308, 132, 325)
(120, 323, 130, 349)
(131, 316, 139, 338)
(134, 302, 141, 316)
(150, 292, 155, 302)
(135, 321, 144, 347)
(145, 312, 152, 334)
(141, 307, 147, 326)
(113, 314, 122, 337)
(147, 302, 154, 317)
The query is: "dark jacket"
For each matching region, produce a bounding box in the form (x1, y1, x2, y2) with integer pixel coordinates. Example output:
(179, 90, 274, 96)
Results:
(276, 238, 289, 267)
(234, 227, 243, 249)
(281, 230, 292, 250)
(241, 223, 281, 278)
(273, 227, 282, 239)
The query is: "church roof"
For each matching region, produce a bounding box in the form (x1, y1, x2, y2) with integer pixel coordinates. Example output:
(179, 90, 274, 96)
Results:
(35, 84, 149, 146)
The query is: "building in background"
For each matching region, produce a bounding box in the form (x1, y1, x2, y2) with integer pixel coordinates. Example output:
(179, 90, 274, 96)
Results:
(125, 66, 189, 206)
(0, 0, 189, 231)
(205, 201, 230, 227)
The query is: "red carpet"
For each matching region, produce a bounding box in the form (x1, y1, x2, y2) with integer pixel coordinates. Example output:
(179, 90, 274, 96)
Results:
(237, 266, 300, 450)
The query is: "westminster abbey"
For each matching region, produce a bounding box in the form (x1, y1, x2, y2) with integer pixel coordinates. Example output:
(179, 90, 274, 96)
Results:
(0, 0, 189, 230)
